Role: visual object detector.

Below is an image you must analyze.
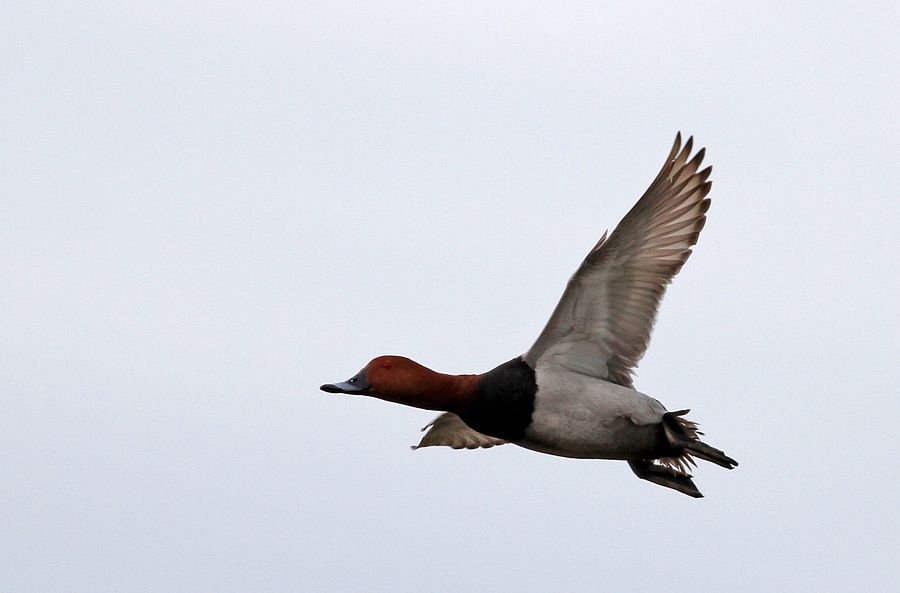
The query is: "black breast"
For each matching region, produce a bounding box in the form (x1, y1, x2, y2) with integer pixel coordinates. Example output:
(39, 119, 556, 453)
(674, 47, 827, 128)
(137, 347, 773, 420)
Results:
(459, 357, 536, 441)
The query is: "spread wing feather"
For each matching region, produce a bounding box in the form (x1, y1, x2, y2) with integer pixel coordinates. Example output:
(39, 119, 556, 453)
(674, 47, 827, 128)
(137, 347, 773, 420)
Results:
(523, 133, 712, 388)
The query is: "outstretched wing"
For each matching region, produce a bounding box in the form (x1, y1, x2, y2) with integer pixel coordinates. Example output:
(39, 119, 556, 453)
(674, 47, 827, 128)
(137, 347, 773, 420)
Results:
(413, 412, 507, 450)
(523, 133, 712, 388)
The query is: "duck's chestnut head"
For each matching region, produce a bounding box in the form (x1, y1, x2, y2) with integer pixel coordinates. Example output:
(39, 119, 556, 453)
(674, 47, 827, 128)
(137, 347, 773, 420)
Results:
(320, 356, 476, 411)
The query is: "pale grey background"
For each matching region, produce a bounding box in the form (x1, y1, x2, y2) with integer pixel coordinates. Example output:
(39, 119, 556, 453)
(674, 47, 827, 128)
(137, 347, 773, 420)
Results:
(2, 3, 898, 592)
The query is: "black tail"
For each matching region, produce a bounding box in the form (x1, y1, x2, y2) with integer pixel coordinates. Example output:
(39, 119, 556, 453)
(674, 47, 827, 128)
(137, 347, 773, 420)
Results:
(629, 410, 737, 498)
(685, 440, 738, 469)
(662, 409, 738, 470)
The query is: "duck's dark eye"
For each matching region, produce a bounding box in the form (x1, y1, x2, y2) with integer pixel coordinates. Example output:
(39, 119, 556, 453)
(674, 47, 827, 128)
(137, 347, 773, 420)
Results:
(348, 377, 357, 384)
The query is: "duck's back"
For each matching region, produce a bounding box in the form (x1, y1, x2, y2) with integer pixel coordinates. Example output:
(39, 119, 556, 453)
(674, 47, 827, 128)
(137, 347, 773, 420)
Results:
(519, 363, 668, 460)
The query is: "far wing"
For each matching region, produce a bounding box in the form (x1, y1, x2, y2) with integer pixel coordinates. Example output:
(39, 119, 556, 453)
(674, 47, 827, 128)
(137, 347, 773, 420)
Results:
(413, 412, 507, 450)
(523, 133, 712, 388)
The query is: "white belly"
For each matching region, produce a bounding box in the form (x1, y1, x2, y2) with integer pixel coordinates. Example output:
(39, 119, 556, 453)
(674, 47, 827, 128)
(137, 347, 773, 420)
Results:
(518, 365, 667, 460)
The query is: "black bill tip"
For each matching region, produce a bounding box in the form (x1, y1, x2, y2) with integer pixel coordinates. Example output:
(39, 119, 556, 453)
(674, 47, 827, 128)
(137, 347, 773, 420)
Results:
(319, 368, 369, 395)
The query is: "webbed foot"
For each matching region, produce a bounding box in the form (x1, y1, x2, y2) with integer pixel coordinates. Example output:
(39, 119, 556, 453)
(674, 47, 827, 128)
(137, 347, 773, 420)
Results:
(628, 459, 703, 498)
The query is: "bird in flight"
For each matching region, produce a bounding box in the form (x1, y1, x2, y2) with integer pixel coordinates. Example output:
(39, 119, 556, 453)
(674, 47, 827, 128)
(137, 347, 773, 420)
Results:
(321, 133, 737, 497)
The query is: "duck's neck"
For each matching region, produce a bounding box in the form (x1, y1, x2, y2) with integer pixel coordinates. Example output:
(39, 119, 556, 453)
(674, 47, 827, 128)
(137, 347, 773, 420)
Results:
(376, 368, 479, 413)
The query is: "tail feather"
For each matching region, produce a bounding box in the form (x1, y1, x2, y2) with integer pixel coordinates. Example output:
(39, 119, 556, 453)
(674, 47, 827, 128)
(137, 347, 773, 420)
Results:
(661, 409, 738, 471)
(686, 441, 738, 469)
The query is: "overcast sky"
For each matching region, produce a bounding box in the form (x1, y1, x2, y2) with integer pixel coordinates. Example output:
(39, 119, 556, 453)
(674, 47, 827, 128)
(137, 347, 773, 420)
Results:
(2, 3, 898, 592)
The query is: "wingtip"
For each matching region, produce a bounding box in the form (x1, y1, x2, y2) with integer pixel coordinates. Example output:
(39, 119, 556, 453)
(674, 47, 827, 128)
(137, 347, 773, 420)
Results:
(682, 136, 694, 159)
(691, 147, 706, 166)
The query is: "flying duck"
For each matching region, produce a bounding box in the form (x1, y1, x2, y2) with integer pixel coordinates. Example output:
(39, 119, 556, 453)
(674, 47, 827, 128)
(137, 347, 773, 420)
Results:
(321, 133, 737, 497)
